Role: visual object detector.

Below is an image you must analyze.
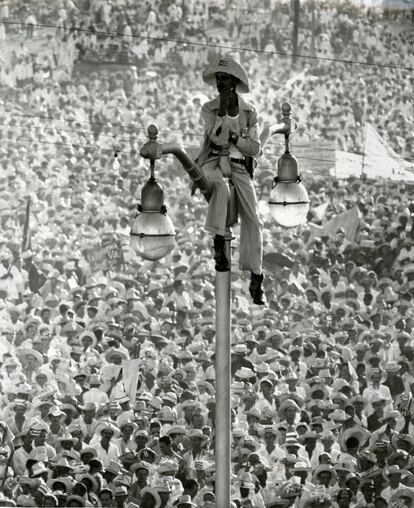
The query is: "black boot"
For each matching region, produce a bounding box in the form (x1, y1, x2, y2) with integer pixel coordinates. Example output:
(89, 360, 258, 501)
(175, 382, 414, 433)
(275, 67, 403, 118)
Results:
(249, 272, 266, 305)
(213, 235, 230, 272)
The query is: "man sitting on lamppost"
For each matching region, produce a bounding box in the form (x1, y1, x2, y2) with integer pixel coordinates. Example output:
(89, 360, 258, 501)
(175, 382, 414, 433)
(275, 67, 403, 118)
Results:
(196, 55, 265, 305)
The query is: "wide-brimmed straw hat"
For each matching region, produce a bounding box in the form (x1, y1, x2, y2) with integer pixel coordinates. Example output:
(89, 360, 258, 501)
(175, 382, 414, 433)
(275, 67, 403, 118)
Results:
(328, 409, 352, 423)
(379, 408, 401, 422)
(202, 55, 250, 93)
(94, 420, 120, 438)
(105, 347, 128, 363)
(9, 399, 30, 411)
(277, 399, 300, 419)
(301, 494, 331, 507)
(339, 426, 370, 450)
(390, 488, 414, 505)
(65, 496, 86, 506)
(313, 464, 338, 485)
(130, 461, 151, 475)
(384, 361, 401, 373)
(289, 461, 312, 474)
(366, 368, 387, 383)
(188, 429, 209, 443)
(50, 457, 74, 472)
(175, 494, 197, 506)
(47, 477, 74, 493)
(383, 464, 409, 479)
(17, 348, 43, 365)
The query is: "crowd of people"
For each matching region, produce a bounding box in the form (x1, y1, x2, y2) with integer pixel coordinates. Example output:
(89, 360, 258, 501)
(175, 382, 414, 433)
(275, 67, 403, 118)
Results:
(1, 0, 413, 159)
(0, 0, 414, 507)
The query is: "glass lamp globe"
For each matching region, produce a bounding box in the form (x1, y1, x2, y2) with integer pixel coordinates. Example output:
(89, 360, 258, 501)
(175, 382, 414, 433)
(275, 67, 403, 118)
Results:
(269, 181, 310, 227)
(130, 212, 175, 261)
(130, 177, 175, 261)
(268, 152, 310, 228)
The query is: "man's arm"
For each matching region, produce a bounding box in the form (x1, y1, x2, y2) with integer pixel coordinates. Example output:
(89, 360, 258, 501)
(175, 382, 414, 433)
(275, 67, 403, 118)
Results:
(229, 108, 261, 157)
(201, 105, 230, 147)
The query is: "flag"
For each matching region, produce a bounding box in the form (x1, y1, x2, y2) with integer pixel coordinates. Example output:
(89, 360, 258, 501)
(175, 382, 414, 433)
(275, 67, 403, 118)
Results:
(312, 201, 330, 222)
(307, 222, 324, 239)
(22, 197, 31, 252)
(308, 206, 361, 242)
(263, 252, 295, 271)
(122, 359, 141, 403)
(324, 206, 360, 241)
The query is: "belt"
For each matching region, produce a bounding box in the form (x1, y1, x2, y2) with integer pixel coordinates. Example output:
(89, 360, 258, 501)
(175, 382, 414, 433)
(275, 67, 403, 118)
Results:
(230, 157, 245, 165)
(210, 152, 245, 165)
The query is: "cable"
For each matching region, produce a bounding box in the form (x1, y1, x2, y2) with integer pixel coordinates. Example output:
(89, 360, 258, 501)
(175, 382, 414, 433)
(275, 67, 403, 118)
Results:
(10, 112, 147, 133)
(4, 111, 381, 160)
(0, 135, 146, 154)
(4, 113, 414, 162)
(8, 112, 206, 139)
(3, 132, 405, 178)
(2, 118, 410, 166)
(4, 113, 413, 166)
(258, 166, 333, 177)
(0, 120, 203, 151)
(1, 122, 130, 143)
(3, 20, 414, 72)
(0, 124, 361, 164)
(0, 134, 339, 172)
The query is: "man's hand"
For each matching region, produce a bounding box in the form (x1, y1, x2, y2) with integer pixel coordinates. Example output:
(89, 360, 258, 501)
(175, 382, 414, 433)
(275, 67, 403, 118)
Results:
(228, 131, 239, 145)
(218, 89, 236, 116)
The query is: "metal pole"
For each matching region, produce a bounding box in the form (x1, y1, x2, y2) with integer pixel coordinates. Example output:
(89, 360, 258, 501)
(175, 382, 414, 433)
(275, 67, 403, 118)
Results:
(310, 0, 316, 57)
(215, 228, 232, 507)
(140, 125, 233, 503)
(292, 0, 300, 64)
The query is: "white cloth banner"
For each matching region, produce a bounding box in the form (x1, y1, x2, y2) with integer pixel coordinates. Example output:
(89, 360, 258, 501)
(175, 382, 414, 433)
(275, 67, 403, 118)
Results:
(122, 359, 141, 403)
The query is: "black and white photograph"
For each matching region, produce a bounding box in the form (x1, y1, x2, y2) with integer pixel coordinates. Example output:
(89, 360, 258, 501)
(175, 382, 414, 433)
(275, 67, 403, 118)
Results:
(0, 0, 413, 506)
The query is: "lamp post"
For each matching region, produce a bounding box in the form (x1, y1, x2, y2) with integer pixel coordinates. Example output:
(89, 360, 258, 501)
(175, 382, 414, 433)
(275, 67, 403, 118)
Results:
(130, 124, 213, 260)
(267, 103, 310, 227)
(131, 105, 309, 507)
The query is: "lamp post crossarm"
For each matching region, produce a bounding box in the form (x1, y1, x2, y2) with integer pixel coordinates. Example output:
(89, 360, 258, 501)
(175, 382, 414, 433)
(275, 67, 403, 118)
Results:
(139, 125, 213, 202)
(259, 102, 297, 149)
(161, 142, 213, 202)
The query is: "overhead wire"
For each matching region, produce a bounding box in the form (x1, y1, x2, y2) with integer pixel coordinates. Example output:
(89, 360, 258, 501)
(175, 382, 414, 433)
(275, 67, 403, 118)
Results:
(0, 133, 335, 167)
(2, 20, 414, 72)
(0, 121, 136, 144)
(8, 112, 205, 138)
(3, 113, 414, 165)
(0, 133, 397, 175)
(2, 17, 412, 174)
(0, 121, 357, 164)
(0, 135, 146, 153)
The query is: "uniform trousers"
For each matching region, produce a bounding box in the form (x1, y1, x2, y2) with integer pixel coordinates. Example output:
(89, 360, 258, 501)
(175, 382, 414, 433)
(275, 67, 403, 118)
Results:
(202, 155, 263, 274)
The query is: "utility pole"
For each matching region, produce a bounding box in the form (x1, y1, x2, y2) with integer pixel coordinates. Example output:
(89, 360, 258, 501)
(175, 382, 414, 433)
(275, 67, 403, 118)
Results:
(311, 0, 316, 57)
(292, 0, 300, 64)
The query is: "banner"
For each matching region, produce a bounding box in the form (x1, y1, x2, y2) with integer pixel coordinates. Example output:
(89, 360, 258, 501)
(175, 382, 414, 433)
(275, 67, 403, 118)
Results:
(84, 235, 125, 272)
(292, 139, 336, 177)
(21, 197, 31, 252)
(334, 123, 414, 181)
(122, 359, 141, 403)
